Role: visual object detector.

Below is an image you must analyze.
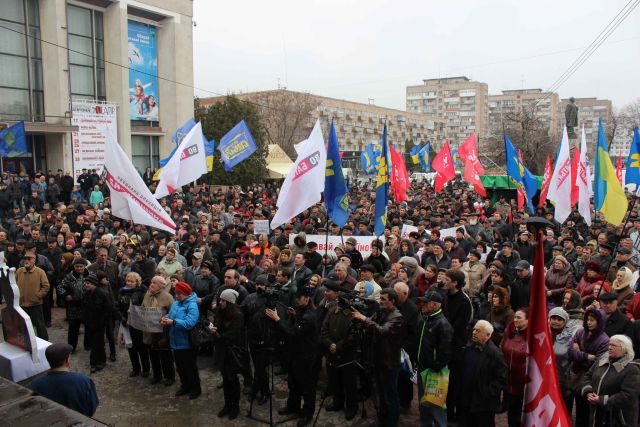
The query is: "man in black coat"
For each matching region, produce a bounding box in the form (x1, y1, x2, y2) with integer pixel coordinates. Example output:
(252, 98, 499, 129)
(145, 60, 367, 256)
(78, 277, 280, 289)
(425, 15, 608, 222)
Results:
(600, 293, 633, 338)
(60, 171, 75, 204)
(415, 290, 453, 426)
(303, 242, 323, 273)
(393, 281, 419, 410)
(457, 320, 507, 427)
(511, 260, 531, 311)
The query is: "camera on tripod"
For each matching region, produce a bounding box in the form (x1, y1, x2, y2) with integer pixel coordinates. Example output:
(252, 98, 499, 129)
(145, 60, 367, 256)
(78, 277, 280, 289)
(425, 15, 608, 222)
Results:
(257, 281, 285, 310)
(337, 292, 379, 317)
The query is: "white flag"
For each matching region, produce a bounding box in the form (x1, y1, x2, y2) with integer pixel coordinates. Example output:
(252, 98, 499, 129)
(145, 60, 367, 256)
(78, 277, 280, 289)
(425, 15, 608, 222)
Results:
(154, 122, 208, 199)
(270, 119, 327, 229)
(548, 127, 572, 224)
(577, 125, 592, 226)
(105, 131, 176, 234)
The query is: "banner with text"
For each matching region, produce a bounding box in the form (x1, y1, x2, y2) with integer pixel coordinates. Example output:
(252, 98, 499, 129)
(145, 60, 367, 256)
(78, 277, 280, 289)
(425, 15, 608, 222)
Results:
(127, 304, 164, 333)
(289, 234, 376, 258)
(71, 101, 117, 183)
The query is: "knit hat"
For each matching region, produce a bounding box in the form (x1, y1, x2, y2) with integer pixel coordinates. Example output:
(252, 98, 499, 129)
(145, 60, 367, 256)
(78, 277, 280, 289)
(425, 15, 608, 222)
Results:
(399, 256, 418, 268)
(174, 281, 192, 296)
(553, 255, 568, 267)
(71, 257, 87, 267)
(219, 289, 239, 304)
(586, 261, 602, 273)
(548, 307, 569, 323)
(66, 239, 76, 248)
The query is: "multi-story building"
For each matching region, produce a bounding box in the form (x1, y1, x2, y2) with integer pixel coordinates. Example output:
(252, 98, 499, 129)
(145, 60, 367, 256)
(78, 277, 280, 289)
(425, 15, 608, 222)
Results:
(557, 97, 613, 145)
(406, 76, 489, 143)
(0, 0, 194, 176)
(487, 89, 559, 136)
(199, 89, 446, 172)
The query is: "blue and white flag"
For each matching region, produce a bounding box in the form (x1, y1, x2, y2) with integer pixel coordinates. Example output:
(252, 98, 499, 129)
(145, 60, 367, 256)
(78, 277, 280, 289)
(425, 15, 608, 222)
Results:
(0, 122, 27, 158)
(217, 120, 257, 172)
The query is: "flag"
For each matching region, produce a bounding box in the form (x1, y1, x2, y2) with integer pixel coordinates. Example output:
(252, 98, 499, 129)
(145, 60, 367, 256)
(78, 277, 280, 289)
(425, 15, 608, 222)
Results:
(625, 127, 640, 185)
(594, 119, 627, 225)
(521, 230, 572, 427)
(205, 138, 215, 172)
(0, 122, 28, 158)
(270, 120, 327, 230)
(159, 118, 197, 167)
(154, 122, 208, 199)
(577, 125, 592, 226)
(616, 155, 623, 186)
(451, 145, 461, 168)
(458, 133, 485, 175)
(517, 187, 525, 211)
(418, 144, 430, 172)
(390, 145, 409, 203)
(360, 142, 380, 174)
(325, 121, 349, 227)
(464, 162, 486, 197)
(409, 144, 421, 164)
(538, 155, 552, 208)
(505, 134, 525, 187)
(570, 147, 580, 206)
(432, 141, 456, 193)
(217, 120, 257, 172)
(374, 124, 390, 236)
(522, 166, 539, 214)
(104, 130, 176, 234)
(547, 127, 572, 224)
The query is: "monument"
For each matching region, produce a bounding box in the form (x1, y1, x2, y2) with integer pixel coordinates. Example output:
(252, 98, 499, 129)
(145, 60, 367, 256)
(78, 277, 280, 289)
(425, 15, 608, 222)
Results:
(0, 255, 51, 381)
(565, 97, 579, 140)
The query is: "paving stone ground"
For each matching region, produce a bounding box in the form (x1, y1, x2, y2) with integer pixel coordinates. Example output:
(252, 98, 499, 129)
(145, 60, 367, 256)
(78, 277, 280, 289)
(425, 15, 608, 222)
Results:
(4, 306, 511, 426)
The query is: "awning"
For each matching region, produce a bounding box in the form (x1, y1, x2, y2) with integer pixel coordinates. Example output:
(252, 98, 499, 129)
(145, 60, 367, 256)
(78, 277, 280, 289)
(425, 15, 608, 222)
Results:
(267, 163, 293, 179)
(480, 174, 543, 189)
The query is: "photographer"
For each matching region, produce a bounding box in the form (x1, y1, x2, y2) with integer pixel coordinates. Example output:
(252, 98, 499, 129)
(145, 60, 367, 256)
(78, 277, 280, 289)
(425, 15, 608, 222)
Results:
(320, 279, 358, 421)
(241, 274, 284, 404)
(267, 287, 318, 427)
(352, 288, 403, 427)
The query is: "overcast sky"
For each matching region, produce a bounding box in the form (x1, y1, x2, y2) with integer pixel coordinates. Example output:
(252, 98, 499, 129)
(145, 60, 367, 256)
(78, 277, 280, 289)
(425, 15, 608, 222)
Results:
(192, 0, 640, 112)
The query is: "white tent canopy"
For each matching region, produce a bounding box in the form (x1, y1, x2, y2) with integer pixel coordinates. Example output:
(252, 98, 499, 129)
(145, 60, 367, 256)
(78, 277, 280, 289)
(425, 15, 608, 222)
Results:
(265, 144, 293, 179)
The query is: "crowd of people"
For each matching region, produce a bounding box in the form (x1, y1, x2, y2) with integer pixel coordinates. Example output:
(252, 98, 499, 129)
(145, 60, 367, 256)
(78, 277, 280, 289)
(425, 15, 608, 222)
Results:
(4, 168, 640, 427)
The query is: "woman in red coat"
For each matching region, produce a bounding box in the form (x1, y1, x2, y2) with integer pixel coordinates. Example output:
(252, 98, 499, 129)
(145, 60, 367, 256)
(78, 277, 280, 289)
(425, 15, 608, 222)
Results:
(500, 307, 528, 427)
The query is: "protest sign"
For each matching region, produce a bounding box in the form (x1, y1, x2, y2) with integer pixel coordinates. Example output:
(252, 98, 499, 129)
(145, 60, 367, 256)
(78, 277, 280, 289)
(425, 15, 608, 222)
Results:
(439, 225, 465, 240)
(127, 304, 164, 333)
(253, 220, 270, 236)
(401, 224, 418, 238)
(290, 234, 376, 257)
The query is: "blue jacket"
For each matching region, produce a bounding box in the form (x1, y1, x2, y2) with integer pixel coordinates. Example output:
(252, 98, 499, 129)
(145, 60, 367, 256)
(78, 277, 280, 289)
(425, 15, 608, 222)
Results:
(167, 293, 199, 350)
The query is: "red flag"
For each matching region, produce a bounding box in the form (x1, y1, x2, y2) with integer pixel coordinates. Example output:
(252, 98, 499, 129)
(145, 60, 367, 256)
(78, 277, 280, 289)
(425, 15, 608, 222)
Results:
(538, 155, 552, 208)
(616, 155, 623, 185)
(432, 141, 456, 193)
(390, 146, 409, 202)
(463, 163, 486, 196)
(522, 231, 572, 427)
(570, 148, 580, 206)
(458, 133, 485, 175)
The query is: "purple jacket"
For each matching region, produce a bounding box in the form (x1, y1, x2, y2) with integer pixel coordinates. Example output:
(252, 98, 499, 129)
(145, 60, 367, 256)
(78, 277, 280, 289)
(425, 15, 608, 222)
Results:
(568, 307, 609, 372)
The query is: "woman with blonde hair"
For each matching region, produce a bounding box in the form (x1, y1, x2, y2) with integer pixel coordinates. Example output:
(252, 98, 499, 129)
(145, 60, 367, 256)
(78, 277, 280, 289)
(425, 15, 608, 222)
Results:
(118, 271, 149, 378)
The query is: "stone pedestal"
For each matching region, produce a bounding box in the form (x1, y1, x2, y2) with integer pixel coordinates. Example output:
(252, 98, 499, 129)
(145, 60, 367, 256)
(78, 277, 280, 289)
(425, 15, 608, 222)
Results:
(0, 338, 51, 382)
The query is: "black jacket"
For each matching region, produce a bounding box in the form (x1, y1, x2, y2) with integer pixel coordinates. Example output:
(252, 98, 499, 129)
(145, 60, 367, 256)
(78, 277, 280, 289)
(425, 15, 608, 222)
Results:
(604, 310, 633, 338)
(397, 299, 419, 360)
(278, 304, 318, 361)
(443, 290, 473, 360)
(459, 340, 508, 413)
(117, 285, 147, 324)
(242, 292, 284, 347)
(510, 275, 531, 312)
(362, 306, 403, 369)
(83, 286, 114, 329)
(416, 308, 453, 371)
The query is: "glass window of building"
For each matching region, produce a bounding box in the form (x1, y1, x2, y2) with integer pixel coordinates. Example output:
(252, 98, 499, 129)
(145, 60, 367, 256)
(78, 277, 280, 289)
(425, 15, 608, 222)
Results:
(131, 135, 160, 173)
(0, 0, 43, 122)
(67, 4, 105, 101)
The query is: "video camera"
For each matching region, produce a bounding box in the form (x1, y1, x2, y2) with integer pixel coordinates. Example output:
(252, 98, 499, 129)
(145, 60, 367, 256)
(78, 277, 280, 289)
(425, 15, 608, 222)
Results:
(256, 279, 285, 310)
(337, 291, 379, 317)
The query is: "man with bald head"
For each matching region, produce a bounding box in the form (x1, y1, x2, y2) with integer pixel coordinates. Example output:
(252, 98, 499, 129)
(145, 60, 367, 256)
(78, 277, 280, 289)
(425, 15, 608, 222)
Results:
(393, 281, 419, 410)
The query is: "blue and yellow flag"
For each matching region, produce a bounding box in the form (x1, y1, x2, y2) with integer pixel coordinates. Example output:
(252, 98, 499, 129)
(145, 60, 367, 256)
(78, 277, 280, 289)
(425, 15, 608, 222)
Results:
(410, 144, 421, 164)
(360, 142, 380, 174)
(522, 165, 538, 214)
(374, 124, 390, 236)
(625, 127, 640, 186)
(418, 144, 430, 172)
(324, 121, 349, 227)
(217, 120, 257, 172)
(159, 118, 197, 167)
(0, 121, 27, 158)
(205, 138, 215, 172)
(505, 134, 525, 187)
(594, 120, 627, 225)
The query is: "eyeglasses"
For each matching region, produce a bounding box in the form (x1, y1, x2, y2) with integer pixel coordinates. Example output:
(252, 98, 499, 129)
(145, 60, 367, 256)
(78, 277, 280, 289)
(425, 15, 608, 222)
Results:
(608, 343, 622, 348)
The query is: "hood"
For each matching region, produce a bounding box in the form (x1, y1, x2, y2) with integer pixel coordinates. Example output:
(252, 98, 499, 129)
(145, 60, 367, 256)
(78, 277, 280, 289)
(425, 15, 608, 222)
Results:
(179, 292, 197, 305)
(293, 232, 307, 247)
(548, 306, 569, 324)
(612, 266, 633, 291)
(583, 306, 606, 337)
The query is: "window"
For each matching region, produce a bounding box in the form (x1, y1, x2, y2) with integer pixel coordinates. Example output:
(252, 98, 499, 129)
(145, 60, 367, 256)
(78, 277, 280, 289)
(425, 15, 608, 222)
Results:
(131, 135, 160, 173)
(0, 0, 43, 122)
(67, 4, 105, 101)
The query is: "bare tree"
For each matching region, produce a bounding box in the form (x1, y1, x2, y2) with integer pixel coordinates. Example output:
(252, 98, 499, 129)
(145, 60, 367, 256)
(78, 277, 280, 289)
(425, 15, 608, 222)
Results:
(250, 90, 321, 158)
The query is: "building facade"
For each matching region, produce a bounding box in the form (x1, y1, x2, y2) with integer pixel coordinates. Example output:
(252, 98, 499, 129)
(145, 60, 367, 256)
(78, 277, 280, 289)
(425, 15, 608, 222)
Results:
(557, 97, 613, 145)
(487, 89, 559, 137)
(406, 76, 489, 143)
(200, 89, 446, 173)
(0, 0, 194, 176)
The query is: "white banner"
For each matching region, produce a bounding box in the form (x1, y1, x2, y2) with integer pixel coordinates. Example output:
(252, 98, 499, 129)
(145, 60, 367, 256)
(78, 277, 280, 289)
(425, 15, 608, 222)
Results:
(71, 101, 117, 183)
(290, 234, 377, 257)
(400, 224, 418, 238)
(127, 304, 164, 333)
(253, 220, 270, 236)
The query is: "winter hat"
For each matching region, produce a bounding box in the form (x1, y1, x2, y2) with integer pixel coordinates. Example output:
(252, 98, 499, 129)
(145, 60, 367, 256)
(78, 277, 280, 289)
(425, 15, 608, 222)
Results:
(553, 255, 568, 267)
(66, 239, 76, 248)
(220, 288, 239, 304)
(548, 307, 569, 323)
(585, 261, 602, 273)
(71, 257, 87, 267)
(174, 281, 192, 296)
(563, 289, 582, 310)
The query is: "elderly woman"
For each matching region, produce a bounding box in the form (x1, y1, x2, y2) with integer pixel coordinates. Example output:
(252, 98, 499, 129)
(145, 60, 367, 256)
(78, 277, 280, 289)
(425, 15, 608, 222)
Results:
(581, 335, 640, 427)
(462, 250, 487, 298)
(545, 255, 575, 308)
(161, 282, 201, 400)
(157, 247, 183, 279)
(142, 275, 175, 386)
(611, 267, 635, 312)
(89, 185, 104, 207)
(548, 307, 575, 411)
(500, 308, 529, 427)
(118, 272, 149, 378)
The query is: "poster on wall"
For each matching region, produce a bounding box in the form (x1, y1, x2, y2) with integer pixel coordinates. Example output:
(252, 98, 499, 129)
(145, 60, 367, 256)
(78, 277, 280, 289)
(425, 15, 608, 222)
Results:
(127, 20, 159, 121)
(70, 101, 118, 183)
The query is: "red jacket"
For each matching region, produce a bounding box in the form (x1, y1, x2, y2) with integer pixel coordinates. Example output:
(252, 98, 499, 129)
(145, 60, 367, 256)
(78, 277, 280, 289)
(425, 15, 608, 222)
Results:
(500, 321, 528, 396)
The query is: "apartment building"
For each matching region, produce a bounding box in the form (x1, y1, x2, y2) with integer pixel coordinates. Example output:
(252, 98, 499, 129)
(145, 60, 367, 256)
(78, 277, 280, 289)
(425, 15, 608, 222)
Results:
(487, 89, 559, 136)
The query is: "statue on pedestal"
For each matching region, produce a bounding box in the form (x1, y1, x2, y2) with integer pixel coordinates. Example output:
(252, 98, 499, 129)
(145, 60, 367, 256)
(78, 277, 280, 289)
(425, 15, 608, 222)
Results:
(565, 97, 579, 139)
